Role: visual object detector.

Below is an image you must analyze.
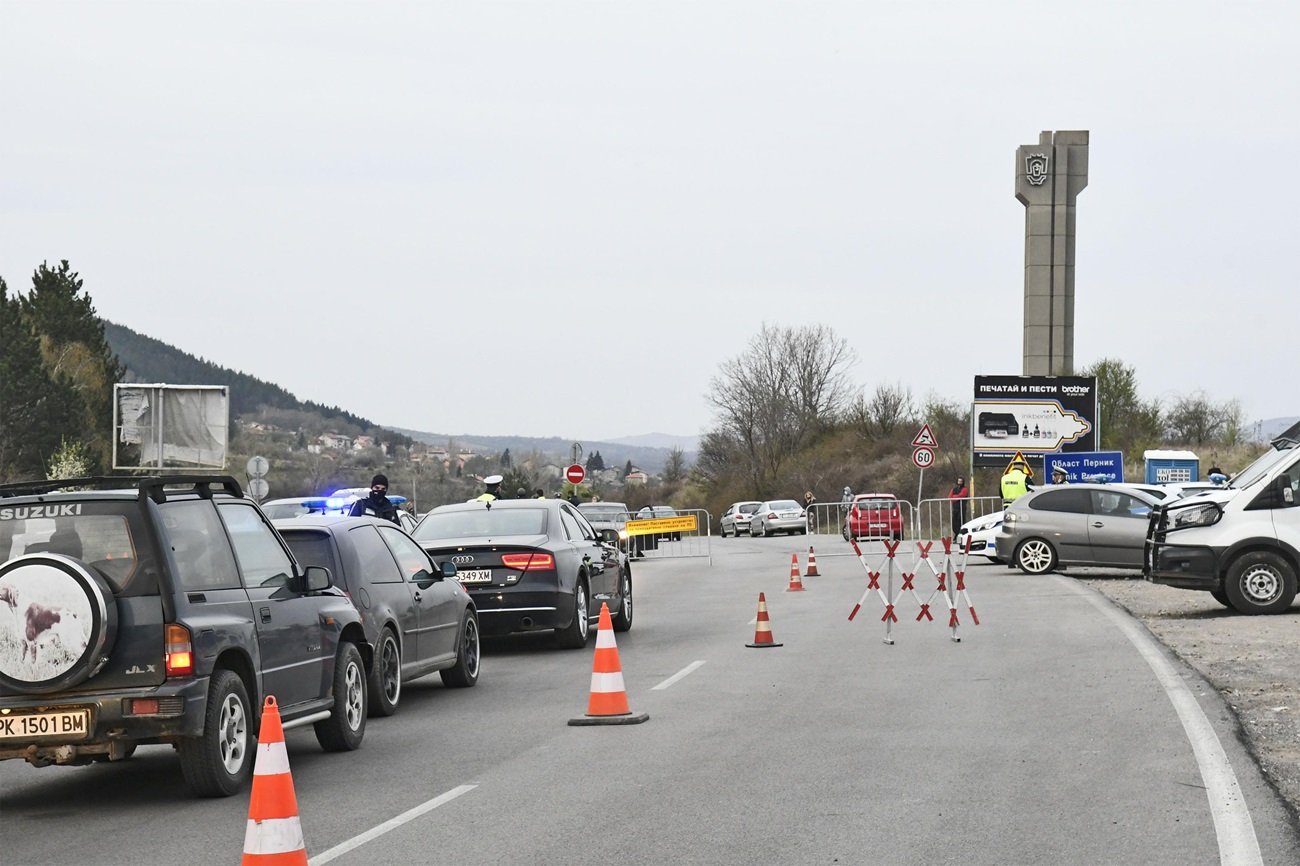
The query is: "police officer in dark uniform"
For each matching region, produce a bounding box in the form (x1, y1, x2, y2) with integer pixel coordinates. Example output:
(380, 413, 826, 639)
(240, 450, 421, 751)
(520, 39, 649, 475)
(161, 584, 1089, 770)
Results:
(349, 474, 400, 524)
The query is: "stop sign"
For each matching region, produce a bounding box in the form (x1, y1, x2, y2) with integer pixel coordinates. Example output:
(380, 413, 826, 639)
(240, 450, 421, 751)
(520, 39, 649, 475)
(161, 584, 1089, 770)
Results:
(565, 464, 586, 484)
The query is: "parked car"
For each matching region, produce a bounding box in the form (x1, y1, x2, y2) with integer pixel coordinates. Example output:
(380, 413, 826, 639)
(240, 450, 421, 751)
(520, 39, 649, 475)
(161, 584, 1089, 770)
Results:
(634, 505, 683, 542)
(995, 483, 1161, 574)
(749, 500, 807, 537)
(412, 499, 631, 648)
(578, 502, 630, 536)
(720, 501, 762, 537)
(954, 511, 1005, 562)
(261, 496, 329, 519)
(275, 516, 480, 717)
(1146, 438, 1300, 614)
(0, 476, 369, 797)
(843, 494, 905, 541)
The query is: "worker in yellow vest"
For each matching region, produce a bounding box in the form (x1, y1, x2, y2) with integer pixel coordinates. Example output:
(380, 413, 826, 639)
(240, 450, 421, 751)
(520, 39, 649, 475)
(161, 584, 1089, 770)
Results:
(1000, 462, 1032, 507)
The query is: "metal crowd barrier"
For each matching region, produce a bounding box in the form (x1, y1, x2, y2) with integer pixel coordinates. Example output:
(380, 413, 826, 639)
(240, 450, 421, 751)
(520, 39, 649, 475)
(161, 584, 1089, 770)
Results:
(623, 508, 712, 563)
(914, 495, 1003, 541)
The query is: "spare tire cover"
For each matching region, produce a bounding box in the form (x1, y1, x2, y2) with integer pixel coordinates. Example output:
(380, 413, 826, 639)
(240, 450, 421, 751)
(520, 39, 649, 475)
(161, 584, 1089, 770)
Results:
(0, 553, 119, 694)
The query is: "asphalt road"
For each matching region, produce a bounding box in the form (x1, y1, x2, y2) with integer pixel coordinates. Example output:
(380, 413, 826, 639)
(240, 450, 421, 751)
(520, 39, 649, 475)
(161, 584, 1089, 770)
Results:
(4, 533, 1300, 866)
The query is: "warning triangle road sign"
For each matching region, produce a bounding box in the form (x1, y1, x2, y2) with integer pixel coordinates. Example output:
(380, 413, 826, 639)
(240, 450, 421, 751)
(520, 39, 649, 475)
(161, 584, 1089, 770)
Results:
(1004, 451, 1035, 478)
(911, 423, 939, 449)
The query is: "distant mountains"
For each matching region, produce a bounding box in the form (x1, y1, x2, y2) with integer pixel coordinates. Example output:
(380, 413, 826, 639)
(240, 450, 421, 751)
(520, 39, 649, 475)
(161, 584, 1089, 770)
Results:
(104, 320, 699, 471)
(389, 429, 698, 475)
(1249, 417, 1300, 443)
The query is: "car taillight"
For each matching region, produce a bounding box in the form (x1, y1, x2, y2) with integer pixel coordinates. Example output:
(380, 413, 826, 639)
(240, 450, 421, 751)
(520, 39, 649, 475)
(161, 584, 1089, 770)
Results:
(165, 623, 194, 677)
(501, 552, 556, 571)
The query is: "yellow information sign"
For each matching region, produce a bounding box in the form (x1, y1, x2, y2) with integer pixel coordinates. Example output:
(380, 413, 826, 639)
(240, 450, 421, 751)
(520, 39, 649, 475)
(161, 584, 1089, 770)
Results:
(624, 515, 698, 537)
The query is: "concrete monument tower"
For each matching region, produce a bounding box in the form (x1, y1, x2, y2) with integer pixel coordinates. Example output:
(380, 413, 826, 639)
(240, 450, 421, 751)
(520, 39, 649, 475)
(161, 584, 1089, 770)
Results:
(1015, 130, 1088, 376)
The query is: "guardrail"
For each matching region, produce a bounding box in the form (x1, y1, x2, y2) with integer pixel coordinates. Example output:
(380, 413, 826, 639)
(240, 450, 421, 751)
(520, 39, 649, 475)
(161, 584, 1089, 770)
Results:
(914, 496, 1003, 541)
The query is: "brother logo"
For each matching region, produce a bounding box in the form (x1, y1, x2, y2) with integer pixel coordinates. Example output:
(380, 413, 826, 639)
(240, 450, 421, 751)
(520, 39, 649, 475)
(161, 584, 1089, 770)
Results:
(1061, 385, 1090, 396)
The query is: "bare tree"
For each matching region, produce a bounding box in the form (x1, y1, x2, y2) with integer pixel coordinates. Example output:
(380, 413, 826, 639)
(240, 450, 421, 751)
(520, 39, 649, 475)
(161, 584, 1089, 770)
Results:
(1166, 391, 1242, 446)
(706, 324, 855, 495)
(852, 382, 915, 437)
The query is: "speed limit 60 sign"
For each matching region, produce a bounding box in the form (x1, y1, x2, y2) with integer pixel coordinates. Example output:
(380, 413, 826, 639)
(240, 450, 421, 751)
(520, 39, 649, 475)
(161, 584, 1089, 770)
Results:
(912, 447, 935, 469)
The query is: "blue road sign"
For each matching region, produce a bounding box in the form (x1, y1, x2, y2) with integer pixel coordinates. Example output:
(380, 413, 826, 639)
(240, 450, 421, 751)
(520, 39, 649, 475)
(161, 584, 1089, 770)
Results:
(1044, 451, 1124, 484)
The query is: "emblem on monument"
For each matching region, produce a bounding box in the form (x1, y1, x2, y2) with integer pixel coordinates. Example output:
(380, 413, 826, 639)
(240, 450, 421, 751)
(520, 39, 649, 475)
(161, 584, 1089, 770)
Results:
(1025, 152, 1049, 186)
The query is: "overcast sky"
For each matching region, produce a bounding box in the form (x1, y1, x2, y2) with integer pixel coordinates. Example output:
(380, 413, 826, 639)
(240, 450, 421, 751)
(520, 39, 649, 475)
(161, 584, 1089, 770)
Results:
(3, 2, 1296, 442)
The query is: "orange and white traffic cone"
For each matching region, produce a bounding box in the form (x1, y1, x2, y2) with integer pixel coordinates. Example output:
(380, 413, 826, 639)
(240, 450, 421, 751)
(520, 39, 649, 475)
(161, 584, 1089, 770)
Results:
(568, 603, 649, 726)
(805, 546, 820, 577)
(746, 592, 783, 647)
(242, 696, 307, 866)
(787, 553, 806, 592)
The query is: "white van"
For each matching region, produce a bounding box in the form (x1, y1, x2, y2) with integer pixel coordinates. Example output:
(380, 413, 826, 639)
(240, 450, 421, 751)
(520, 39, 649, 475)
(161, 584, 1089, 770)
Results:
(1145, 439, 1300, 613)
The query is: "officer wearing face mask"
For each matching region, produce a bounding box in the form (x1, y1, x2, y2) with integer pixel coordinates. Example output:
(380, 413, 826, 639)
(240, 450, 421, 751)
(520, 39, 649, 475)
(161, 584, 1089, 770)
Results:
(350, 474, 400, 524)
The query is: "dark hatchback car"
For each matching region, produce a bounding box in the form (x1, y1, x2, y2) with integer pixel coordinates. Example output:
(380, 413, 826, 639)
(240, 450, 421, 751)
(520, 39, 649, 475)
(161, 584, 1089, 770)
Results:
(412, 499, 631, 648)
(275, 516, 481, 717)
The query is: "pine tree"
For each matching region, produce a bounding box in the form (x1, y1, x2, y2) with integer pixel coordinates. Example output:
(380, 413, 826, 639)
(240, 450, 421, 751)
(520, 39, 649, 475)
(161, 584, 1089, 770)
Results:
(20, 261, 124, 471)
(623, 459, 633, 478)
(0, 278, 84, 481)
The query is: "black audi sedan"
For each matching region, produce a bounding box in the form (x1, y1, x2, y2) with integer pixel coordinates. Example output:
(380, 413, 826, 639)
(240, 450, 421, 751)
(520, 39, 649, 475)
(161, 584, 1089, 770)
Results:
(412, 499, 631, 648)
(274, 516, 481, 717)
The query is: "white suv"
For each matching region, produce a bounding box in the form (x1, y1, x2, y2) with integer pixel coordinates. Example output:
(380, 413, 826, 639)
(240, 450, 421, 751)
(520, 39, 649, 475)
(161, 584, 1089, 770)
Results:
(1145, 440, 1300, 614)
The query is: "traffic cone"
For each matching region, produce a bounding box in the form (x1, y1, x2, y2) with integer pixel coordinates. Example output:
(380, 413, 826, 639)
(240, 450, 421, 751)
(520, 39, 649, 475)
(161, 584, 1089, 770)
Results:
(787, 553, 806, 592)
(746, 592, 783, 647)
(805, 546, 820, 577)
(568, 603, 649, 726)
(242, 696, 307, 866)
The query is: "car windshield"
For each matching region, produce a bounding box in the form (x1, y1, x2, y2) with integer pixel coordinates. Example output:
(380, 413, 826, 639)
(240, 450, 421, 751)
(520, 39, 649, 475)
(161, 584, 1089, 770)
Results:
(1233, 442, 1299, 490)
(414, 508, 548, 541)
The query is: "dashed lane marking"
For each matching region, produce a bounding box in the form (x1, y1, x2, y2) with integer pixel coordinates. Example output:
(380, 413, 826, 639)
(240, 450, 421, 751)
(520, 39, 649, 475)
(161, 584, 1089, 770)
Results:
(652, 660, 706, 691)
(308, 784, 477, 865)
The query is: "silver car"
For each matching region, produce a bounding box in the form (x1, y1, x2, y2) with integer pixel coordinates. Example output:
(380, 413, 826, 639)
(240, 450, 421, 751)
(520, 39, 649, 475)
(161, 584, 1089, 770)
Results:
(995, 483, 1160, 574)
(749, 499, 808, 537)
(720, 501, 762, 537)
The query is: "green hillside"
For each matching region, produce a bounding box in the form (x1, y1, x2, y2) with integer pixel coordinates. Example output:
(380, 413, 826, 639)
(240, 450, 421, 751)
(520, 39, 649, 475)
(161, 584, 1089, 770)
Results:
(103, 320, 407, 446)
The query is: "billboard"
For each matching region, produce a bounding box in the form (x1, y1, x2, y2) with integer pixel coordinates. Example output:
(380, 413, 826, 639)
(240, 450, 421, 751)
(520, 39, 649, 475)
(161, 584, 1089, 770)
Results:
(971, 376, 1097, 469)
(114, 384, 229, 470)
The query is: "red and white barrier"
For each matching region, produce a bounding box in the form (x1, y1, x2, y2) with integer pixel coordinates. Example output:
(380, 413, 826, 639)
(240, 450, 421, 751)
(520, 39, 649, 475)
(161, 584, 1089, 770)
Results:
(848, 536, 980, 644)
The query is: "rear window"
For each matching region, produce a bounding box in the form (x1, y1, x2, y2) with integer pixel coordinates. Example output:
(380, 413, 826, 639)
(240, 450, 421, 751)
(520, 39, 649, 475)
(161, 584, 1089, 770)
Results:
(579, 506, 627, 522)
(0, 501, 157, 595)
(1029, 489, 1091, 513)
(767, 501, 801, 510)
(280, 530, 342, 589)
(414, 508, 548, 541)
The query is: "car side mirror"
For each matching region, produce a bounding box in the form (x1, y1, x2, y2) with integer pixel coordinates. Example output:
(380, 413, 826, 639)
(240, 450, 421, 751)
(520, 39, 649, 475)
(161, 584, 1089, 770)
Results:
(598, 528, 620, 544)
(303, 565, 331, 592)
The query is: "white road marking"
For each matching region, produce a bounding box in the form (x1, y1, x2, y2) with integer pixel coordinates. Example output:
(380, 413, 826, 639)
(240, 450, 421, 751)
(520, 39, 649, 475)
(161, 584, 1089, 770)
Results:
(1065, 580, 1262, 866)
(652, 660, 706, 691)
(308, 784, 477, 865)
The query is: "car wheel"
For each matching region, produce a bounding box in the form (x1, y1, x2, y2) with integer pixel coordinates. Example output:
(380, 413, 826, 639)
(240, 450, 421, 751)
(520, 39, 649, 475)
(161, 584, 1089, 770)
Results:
(315, 642, 366, 752)
(178, 669, 252, 797)
(753, 521, 764, 538)
(1015, 538, 1058, 574)
(612, 568, 633, 633)
(842, 524, 850, 541)
(367, 627, 401, 717)
(1209, 587, 1232, 608)
(441, 610, 481, 687)
(723, 525, 733, 538)
(555, 579, 590, 649)
(1224, 551, 1297, 615)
